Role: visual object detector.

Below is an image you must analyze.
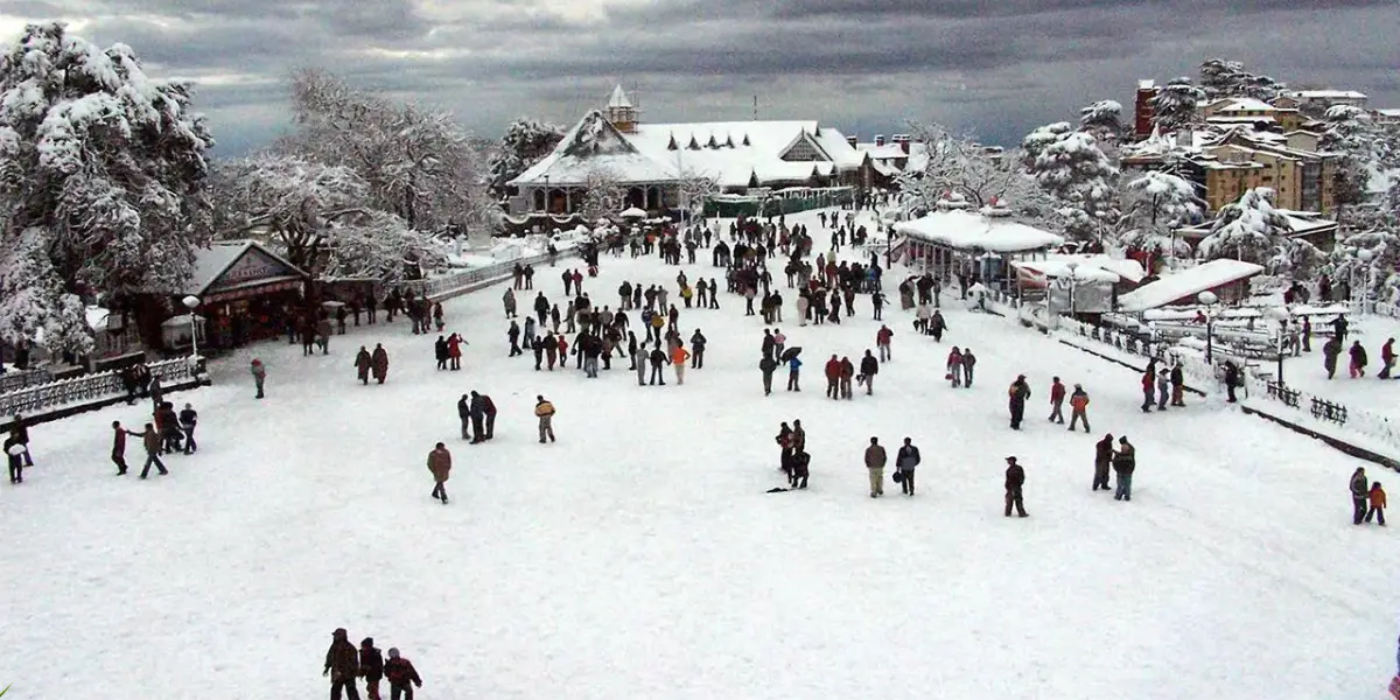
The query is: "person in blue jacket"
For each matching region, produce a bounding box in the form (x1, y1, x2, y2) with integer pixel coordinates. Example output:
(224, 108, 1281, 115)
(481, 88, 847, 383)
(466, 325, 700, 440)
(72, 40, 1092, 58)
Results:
(786, 356, 802, 392)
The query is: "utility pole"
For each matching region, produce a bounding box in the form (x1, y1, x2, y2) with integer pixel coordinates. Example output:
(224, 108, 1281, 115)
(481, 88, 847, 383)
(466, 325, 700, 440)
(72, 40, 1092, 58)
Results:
(753, 95, 758, 121)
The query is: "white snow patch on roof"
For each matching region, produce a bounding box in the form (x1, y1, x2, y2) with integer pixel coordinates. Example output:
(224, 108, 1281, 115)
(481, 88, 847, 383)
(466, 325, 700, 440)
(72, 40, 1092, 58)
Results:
(894, 209, 1063, 253)
(1117, 259, 1265, 312)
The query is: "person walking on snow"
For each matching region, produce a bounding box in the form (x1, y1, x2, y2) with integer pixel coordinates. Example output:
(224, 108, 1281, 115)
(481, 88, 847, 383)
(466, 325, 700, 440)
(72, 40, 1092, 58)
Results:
(859, 350, 878, 395)
(535, 395, 557, 443)
(371, 344, 389, 384)
(895, 437, 920, 496)
(824, 354, 841, 399)
(1048, 376, 1065, 424)
(427, 442, 451, 503)
(1350, 340, 1368, 378)
(1322, 337, 1342, 380)
(946, 347, 963, 387)
(111, 420, 132, 475)
(648, 344, 669, 385)
(1008, 375, 1031, 430)
(839, 356, 855, 399)
(359, 638, 384, 700)
(1004, 456, 1028, 517)
(961, 348, 977, 387)
(690, 329, 707, 369)
(323, 628, 361, 700)
(787, 354, 802, 391)
(1113, 436, 1136, 501)
(876, 324, 893, 362)
(1068, 384, 1090, 432)
(1140, 366, 1156, 412)
(503, 288, 517, 318)
(864, 436, 887, 498)
(1351, 467, 1370, 525)
(137, 423, 168, 478)
(384, 648, 422, 700)
(1382, 338, 1396, 379)
(178, 403, 198, 454)
(456, 394, 472, 441)
(1093, 433, 1114, 491)
(1367, 481, 1388, 525)
(671, 343, 690, 384)
(250, 358, 267, 399)
(1170, 364, 1186, 406)
(1156, 368, 1171, 410)
(354, 347, 372, 384)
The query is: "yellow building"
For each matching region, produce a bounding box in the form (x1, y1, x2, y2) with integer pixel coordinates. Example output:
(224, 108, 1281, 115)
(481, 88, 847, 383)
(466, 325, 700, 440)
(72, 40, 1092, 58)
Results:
(1202, 132, 1336, 214)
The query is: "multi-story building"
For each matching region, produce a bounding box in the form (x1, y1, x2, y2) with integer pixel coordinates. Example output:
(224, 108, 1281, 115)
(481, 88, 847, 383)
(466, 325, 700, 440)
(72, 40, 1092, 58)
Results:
(1275, 90, 1369, 111)
(1133, 79, 1158, 139)
(1200, 97, 1303, 132)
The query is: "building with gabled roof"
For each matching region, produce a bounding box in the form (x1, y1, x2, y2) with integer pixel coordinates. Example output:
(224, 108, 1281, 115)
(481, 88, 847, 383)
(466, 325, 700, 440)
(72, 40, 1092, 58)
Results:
(505, 86, 872, 216)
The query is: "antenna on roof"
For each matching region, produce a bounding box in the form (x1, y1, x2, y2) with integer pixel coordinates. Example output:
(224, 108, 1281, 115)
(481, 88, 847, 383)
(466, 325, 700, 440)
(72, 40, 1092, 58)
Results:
(753, 95, 758, 121)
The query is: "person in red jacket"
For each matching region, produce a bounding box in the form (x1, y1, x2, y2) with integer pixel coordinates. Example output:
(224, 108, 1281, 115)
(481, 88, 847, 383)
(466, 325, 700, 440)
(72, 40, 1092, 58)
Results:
(383, 647, 423, 700)
(824, 354, 842, 399)
(1381, 338, 1396, 379)
(1048, 376, 1066, 424)
(1140, 365, 1156, 413)
(876, 324, 894, 362)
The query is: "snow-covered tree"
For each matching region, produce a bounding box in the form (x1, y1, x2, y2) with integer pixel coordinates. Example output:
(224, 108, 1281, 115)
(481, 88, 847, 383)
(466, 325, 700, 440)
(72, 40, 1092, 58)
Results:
(487, 118, 564, 199)
(212, 155, 441, 283)
(0, 22, 214, 353)
(1319, 105, 1378, 224)
(1199, 59, 1284, 102)
(1021, 122, 1072, 165)
(675, 166, 718, 218)
(1199, 187, 1320, 275)
(1078, 100, 1124, 149)
(281, 69, 491, 235)
(1027, 128, 1120, 241)
(897, 121, 1055, 228)
(1120, 171, 1203, 257)
(1149, 78, 1204, 133)
(578, 168, 624, 224)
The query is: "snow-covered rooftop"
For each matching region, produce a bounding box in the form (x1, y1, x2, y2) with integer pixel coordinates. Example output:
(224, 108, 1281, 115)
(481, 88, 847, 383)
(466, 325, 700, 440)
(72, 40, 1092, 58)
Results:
(187, 241, 306, 296)
(1215, 98, 1278, 113)
(1116, 259, 1265, 312)
(1287, 90, 1368, 100)
(894, 209, 1063, 254)
(511, 110, 866, 189)
(607, 85, 633, 109)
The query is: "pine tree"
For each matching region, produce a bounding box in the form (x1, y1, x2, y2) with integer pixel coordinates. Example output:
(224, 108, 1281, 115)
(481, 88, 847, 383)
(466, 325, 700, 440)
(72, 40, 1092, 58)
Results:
(1319, 105, 1378, 225)
(1078, 100, 1124, 146)
(1027, 128, 1120, 241)
(488, 118, 565, 199)
(1149, 78, 1204, 133)
(1199, 188, 1319, 274)
(0, 22, 213, 354)
(1120, 171, 1203, 258)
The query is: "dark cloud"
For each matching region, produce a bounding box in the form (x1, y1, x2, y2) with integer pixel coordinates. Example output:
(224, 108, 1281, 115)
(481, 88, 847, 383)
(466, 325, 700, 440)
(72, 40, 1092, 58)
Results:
(0, 0, 1395, 155)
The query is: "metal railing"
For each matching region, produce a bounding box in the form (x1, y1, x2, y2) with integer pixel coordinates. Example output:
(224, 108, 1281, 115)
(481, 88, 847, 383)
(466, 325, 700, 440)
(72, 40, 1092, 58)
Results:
(0, 357, 197, 419)
(0, 369, 54, 394)
(404, 249, 580, 300)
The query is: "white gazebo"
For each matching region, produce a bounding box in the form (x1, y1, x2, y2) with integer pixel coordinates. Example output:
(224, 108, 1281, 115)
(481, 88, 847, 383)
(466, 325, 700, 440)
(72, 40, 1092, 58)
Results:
(892, 201, 1063, 287)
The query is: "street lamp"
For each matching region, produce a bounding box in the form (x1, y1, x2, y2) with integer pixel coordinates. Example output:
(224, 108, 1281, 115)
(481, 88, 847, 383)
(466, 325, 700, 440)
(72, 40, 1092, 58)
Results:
(182, 295, 201, 359)
(1197, 290, 1218, 364)
(1357, 248, 1375, 315)
(1065, 261, 1080, 319)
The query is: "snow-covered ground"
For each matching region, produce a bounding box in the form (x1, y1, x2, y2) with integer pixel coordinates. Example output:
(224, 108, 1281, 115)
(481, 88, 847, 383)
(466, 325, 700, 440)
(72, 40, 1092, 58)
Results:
(3, 208, 1398, 699)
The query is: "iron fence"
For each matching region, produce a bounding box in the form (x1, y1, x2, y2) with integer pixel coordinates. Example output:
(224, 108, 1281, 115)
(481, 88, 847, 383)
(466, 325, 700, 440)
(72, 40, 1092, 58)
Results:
(404, 249, 579, 300)
(0, 357, 196, 419)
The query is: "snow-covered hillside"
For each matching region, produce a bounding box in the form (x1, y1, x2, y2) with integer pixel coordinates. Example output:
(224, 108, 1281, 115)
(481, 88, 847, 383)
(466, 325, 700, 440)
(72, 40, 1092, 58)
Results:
(1, 208, 1396, 699)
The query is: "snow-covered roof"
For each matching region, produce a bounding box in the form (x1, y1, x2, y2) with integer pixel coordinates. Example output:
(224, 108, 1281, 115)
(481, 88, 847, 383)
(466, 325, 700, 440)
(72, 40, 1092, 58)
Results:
(1215, 98, 1278, 113)
(511, 111, 866, 189)
(1377, 108, 1400, 117)
(857, 143, 909, 161)
(1011, 254, 1146, 284)
(187, 241, 307, 297)
(1288, 90, 1367, 100)
(1138, 79, 1156, 90)
(608, 85, 633, 109)
(894, 209, 1063, 254)
(1116, 260, 1265, 312)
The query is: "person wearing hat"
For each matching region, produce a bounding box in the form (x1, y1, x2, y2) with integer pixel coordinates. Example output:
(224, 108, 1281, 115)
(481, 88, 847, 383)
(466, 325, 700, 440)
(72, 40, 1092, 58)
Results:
(323, 627, 361, 700)
(1004, 456, 1027, 517)
(1113, 437, 1136, 501)
(384, 647, 423, 699)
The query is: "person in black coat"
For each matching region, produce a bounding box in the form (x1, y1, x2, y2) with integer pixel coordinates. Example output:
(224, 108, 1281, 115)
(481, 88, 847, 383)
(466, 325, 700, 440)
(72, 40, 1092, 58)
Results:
(1004, 456, 1027, 517)
(789, 450, 810, 489)
(468, 391, 487, 444)
(1093, 433, 1114, 492)
(1223, 361, 1240, 403)
(1007, 375, 1031, 430)
(360, 638, 384, 700)
(690, 330, 707, 369)
(532, 336, 545, 371)
(1351, 467, 1369, 525)
(434, 336, 449, 370)
(859, 350, 879, 396)
(648, 344, 669, 385)
(5, 432, 25, 484)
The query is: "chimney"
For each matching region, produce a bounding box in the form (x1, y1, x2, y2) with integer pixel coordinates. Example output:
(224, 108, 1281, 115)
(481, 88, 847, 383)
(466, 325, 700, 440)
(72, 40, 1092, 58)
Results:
(846, 135, 858, 148)
(875, 134, 885, 147)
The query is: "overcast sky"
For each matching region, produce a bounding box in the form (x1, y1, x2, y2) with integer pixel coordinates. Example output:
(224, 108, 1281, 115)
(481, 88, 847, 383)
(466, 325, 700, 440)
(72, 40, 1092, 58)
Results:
(3, 0, 1397, 155)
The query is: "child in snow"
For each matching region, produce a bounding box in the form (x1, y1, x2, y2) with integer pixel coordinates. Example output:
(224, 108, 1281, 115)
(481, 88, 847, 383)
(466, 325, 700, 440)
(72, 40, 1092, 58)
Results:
(1367, 481, 1387, 526)
(384, 647, 423, 700)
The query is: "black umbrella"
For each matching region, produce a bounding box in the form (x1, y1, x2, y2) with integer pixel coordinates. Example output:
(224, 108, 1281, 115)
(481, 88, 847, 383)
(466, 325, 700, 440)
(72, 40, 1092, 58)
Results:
(780, 346, 802, 363)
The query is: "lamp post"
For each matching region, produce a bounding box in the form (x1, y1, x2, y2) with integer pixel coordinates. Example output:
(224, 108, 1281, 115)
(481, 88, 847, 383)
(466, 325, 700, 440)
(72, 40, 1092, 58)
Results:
(1357, 248, 1375, 315)
(1198, 290, 1218, 364)
(182, 295, 202, 382)
(1066, 261, 1079, 319)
